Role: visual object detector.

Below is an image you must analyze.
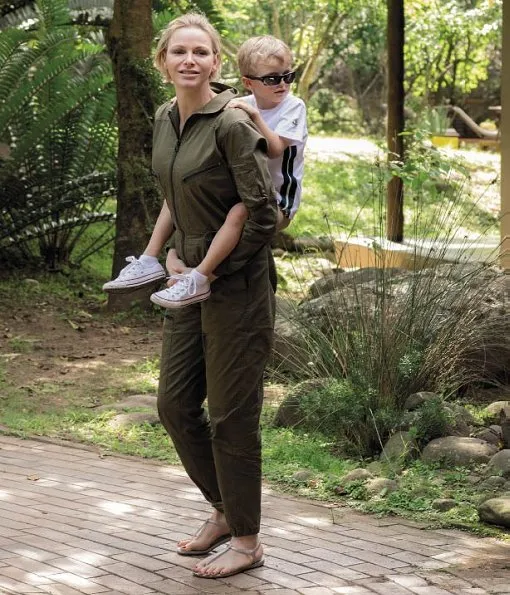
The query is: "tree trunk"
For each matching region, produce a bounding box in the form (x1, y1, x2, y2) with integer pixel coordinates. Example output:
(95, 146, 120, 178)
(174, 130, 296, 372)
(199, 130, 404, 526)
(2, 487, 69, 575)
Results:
(386, 0, 405, 243)
(106, 0, 160, 309)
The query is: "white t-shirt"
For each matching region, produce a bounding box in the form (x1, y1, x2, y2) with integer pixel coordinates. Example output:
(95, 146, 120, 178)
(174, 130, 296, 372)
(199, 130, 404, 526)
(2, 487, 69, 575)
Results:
(240, 93, 307, 219)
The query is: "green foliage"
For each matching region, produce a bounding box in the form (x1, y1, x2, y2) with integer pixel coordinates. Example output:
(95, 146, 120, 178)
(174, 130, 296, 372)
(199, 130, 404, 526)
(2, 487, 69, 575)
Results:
(307, 89, 367, 136)
(0, 0, 117, 269)
(408, 397, 453, 446)
(405, 0, 502, 103)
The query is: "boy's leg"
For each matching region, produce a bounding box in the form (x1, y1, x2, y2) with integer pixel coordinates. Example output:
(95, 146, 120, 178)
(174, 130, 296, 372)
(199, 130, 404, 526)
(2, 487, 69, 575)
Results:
(150, 203, 248, 309)
(196, 203, 248, 277)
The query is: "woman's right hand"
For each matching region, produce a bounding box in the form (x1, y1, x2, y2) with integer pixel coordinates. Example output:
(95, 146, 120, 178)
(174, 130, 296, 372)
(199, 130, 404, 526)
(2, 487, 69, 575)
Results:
(166, 249, 191, 286)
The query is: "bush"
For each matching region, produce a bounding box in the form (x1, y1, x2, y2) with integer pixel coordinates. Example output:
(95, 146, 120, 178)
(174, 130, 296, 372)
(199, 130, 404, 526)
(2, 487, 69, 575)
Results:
(271, 138, 508, 457)
(307, 89, 367, 136)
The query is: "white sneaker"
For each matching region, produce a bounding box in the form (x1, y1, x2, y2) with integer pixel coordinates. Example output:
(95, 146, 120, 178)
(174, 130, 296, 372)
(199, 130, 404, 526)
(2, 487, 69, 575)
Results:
(102, 256, 166, 293)
(150, 273, 211, 309)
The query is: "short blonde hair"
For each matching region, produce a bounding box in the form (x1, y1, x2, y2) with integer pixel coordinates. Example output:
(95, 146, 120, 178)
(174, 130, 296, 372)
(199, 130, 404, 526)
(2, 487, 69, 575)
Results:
(237, 35, 292, 77)
(153, 13, 222, 83)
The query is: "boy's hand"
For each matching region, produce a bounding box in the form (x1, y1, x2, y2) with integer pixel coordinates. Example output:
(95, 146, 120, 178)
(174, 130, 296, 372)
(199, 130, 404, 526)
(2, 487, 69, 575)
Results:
(227, 99, 258, 120)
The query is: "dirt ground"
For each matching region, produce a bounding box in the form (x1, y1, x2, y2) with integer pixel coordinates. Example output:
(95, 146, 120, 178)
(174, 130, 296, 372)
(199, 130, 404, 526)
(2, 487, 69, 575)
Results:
(0, 284, 164, 409)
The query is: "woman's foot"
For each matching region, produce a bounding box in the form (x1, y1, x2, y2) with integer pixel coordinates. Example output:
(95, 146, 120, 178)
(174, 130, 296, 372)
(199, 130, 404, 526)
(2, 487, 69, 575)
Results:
(192, 535, 264, 578)
(177, 512, 231, 556)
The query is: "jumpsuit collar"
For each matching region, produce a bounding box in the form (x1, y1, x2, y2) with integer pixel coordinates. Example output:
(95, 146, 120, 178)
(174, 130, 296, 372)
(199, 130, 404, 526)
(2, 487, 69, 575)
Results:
(167, 82, 238, 130)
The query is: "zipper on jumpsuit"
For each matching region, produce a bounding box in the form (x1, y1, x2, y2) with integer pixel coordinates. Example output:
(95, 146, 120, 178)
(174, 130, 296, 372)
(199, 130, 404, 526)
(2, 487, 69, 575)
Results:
(168, 113, 200, 233)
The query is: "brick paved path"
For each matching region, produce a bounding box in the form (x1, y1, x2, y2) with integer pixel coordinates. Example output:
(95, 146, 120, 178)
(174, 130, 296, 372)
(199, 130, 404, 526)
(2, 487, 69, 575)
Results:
(0, 435, 509, 595)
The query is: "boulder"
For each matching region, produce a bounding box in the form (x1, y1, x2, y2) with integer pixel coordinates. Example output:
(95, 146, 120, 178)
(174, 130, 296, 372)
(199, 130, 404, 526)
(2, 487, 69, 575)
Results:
(271, 315, 310, 376)
(341, 468, 372, 483)
(272, 379, 329, 428)
(478, 498, 510, 528)
(365, 478, 398, 496)
(382, 431, 418, 461)
(486, 450, 510, 478)
(107, 412, 160, 429)
(404, 392, 438, 411)
(473, 426, 503, 446)
(432, 499, 457, 512)
(421, 437, 498, 466)
(483, 401, 510, 424)
(292, 470, 314, 482)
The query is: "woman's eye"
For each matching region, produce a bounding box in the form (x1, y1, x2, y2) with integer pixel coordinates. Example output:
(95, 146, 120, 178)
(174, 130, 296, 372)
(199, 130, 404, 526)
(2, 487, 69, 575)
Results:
(195, 50, 209, 56)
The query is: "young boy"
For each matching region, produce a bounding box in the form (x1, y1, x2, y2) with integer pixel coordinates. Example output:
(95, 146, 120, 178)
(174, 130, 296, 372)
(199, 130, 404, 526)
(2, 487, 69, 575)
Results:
(103, 35, 307, 308)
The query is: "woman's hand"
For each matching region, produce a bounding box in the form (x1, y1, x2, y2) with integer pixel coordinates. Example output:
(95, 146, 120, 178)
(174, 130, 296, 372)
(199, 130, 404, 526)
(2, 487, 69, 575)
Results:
(166, 249, 191, 286)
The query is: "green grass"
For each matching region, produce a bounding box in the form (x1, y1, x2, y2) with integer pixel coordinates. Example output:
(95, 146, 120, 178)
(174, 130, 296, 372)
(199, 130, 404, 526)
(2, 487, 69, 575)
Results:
(292, 150, 499, 239)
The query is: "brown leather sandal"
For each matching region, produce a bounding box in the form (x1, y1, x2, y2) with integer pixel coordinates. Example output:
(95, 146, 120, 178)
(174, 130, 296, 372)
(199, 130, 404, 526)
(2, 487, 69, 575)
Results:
(192, 540, 264, 578)
(177, 519, 231, 556)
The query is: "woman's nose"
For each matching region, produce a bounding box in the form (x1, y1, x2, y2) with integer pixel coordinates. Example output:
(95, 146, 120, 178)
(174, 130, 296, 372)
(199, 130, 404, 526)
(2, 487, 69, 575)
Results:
(183, 51, 195, 64)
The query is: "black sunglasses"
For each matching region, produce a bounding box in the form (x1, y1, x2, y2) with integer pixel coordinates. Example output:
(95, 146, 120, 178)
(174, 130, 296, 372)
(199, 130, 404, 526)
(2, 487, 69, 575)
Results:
(245, 71, 296, 87)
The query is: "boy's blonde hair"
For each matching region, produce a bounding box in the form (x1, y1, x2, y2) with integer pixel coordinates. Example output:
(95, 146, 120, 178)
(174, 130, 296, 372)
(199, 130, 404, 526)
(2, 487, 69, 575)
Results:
(153, 13, 222, 83)
(237, 35, 292, 77)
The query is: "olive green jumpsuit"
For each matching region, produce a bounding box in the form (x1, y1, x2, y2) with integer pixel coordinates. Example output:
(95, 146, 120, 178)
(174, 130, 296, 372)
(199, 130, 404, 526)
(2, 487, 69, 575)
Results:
(153, 83, 277, 537)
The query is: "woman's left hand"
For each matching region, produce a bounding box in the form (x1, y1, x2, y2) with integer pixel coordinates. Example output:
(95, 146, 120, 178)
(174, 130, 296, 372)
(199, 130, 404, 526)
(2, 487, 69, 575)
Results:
(166, 249, 191, 286)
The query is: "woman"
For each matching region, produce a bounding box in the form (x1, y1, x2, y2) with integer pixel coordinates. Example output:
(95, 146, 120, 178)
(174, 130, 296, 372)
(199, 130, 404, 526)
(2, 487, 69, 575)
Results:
(152, 13, 277, 579)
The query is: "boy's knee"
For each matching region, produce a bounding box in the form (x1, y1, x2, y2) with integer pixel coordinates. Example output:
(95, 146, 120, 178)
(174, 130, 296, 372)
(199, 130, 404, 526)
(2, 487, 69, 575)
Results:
(227, 203, 249, 226)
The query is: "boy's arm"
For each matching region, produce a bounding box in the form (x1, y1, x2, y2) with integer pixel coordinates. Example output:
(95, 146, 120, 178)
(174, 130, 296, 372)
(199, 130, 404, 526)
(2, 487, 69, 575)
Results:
(144, 201, 174, 257)
(229, 100, 290, 159)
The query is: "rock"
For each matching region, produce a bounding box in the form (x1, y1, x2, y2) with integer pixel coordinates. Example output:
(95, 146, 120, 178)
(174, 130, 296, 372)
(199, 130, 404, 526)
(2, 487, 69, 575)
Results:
(382, 431, 418, 461)
(483, 401, 510, 424)
(443, 405, 473, 437)
(341, 468, 372, 483)
(486, 450, 510, 478)
(467, 474, 482, 485)
(478, 497, 510, 528)
(432, 498, 457, 511)
(365, 478, 398, 496)
(404, 392, 438, 411)
(421, 437, 498, 466)
(271, 315, 310, 375)
(473, 426, 502, 446)
(479, 476, 506, 491)
(96, 394, 158, 412)
(292, 470, 314, 482)
(272, 379, 329, 428)
(23, 278, 40, 286)
(107, 412, 160, 429)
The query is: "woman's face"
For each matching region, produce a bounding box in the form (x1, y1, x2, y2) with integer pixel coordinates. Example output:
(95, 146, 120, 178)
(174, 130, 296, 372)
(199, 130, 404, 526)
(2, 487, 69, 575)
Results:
(165, 26, 219, 91)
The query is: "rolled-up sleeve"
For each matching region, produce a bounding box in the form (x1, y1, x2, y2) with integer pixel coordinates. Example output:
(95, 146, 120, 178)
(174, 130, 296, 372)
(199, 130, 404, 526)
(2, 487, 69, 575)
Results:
(213, 119, 277, 277)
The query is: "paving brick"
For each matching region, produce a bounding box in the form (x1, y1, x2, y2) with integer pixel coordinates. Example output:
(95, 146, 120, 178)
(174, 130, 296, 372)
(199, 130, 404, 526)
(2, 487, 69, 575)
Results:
(110, 552, 172, 572)
(87, 574, 154, 594)
(298, 570, 348, 588)
(301, 548, 363, 567)
(248, 568, 317, 589)
(330, 587, 375, 594)
(39, 572, 109, 594)
(299, 561, 368, 582)
(408, 588, 455, 595)
(98, 562, 163, 585)
(297, 588, 338, 595)
(366, 582, 415, 594)
(132, 580, 200, 594)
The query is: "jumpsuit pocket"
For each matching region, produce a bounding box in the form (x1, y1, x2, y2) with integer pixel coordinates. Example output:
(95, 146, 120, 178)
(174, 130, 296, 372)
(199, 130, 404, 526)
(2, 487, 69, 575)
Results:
(182, 161, 224, 184)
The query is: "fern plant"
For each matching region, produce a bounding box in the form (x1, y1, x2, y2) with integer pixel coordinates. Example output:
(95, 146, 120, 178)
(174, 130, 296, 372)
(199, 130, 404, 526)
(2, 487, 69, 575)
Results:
(0, 0, 117, 268)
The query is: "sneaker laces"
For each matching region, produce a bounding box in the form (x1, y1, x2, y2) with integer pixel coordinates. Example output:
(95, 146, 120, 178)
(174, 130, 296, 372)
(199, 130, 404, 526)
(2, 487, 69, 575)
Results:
(164, 273, 198, 298)
(117, 256, 143, 280)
